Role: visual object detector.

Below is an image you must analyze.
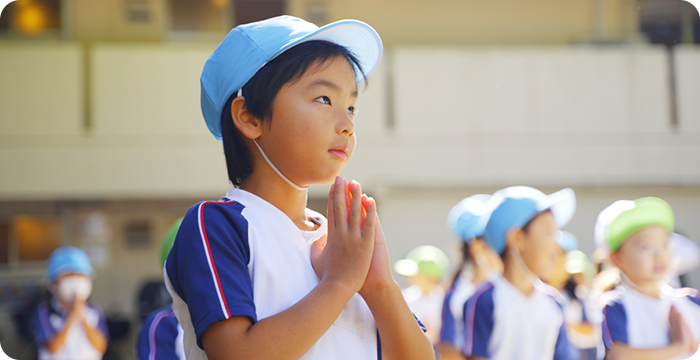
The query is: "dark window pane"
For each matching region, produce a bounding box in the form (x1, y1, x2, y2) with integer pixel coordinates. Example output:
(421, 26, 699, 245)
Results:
(0, 2, 15, 32)
(0, 223, 9, 265)
(170, 0, 225, 32)
(125, 220, 151, 249)
(234, 0, 285, 26)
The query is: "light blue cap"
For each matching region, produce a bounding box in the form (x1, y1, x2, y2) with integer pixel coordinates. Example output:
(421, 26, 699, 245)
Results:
(47, 246, 94, 283)
(484, 186, 576, 254)
(557, 231, 578, 253)
(201, 15, 383, 141)
(447, 194, 492, 242)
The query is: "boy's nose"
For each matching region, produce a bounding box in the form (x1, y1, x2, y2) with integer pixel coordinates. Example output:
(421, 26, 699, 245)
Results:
(336, 110, 355, 136)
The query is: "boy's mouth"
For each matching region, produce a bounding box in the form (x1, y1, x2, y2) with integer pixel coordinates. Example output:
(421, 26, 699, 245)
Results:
(328, 145, 348, 160)
(653, 264, 667, 274)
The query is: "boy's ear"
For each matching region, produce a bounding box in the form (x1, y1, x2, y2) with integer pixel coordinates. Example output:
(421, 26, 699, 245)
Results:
(505, 228, 525, 253)
(608, 251, 622, 269)
(230, 97, 263, 140)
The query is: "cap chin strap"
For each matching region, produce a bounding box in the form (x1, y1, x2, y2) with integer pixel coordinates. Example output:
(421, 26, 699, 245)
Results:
(237, 89, 308, 192)
(253, 139, 308, 192)
(509, 247, 539, 284)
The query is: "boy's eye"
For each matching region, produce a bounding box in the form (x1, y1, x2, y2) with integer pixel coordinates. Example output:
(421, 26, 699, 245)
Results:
(347, 106, 357, 116)
(316, 96, 331, 105)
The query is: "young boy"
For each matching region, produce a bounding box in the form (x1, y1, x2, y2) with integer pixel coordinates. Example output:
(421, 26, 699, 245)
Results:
(32, 247, 109, 360)
(600, 197, 700, 360)
(462, 186, 578, 360)
(439, 194, 503, 360)
(164, 15, 434, 360)
(136, 218, 185, 360)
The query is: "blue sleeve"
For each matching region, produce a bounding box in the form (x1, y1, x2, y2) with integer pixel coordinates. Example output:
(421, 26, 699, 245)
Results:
(92, 304, 110, 340)
(553, 321, 579, 360)
(165, 201, 256, 349)
(602, 301, 628, 348)
(463, 283, 494, 358)
(137, 309, 180, 360)
(31, 303, 54, 347)
(439, 289, 456, 345)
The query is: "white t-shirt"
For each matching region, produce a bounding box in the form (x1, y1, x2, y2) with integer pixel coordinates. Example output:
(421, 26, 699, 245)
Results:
(164, 189, 379, 360)
(601, 283, 700, 359)
(462, 275, 577, 360)
(402, 284, 444, 343)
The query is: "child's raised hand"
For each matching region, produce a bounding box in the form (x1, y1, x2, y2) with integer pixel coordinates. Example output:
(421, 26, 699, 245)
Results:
(669, 305, 697, 353)
(311, 177, 377, 295)
(359, 212, 395, 298)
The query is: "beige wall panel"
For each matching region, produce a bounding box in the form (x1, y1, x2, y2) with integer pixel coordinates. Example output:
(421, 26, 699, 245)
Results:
(676, 45, 700, 133)
(0, 141, 229, 200)
(72, 0, 166, 42)
(353, 58, 388, 136)
(0, 43, 83, 136)
(394, 46, 671, 136)
(91, 43, 217, 137)
(343, 133, 700, 190)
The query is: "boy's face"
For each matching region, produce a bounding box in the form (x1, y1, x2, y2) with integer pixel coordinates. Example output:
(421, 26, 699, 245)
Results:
(257, 56, 358, 186)
(517, 211, 560, 281)
(610, 225, 671, 285)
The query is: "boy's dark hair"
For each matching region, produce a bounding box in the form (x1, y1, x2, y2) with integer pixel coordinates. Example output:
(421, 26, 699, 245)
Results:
(221, 40, 366, 187)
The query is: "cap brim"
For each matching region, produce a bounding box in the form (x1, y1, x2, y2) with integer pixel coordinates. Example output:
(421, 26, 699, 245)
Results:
(276, 19, 383, 83)
(537, 188, 576, 228)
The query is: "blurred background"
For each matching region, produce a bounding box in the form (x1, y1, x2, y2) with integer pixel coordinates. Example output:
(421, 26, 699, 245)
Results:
(0, 0, 699, 358)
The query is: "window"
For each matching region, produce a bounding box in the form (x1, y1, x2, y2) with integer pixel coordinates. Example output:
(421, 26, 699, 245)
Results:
(167, 0, 286, 37)
(0, 215, 61, 267)
(0, 0, 62, 37)
(233, 0, 285, 26)
(639, 0, 700, 46)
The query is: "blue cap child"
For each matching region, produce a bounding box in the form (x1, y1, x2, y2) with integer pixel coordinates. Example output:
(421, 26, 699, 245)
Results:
(462, 186, 578, 360)
(32, 247, 108, 360)
(438, 194, 503, 358)
(600, 197, 700, 360)
(164, 15, 435, 360)
(136, 218, 185, 360)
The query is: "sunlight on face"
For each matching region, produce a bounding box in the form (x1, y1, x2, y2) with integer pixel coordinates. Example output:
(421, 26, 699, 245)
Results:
(612, 225, 671, 286)
(257, 56, 359, 186)
(520, 211, 560, 281)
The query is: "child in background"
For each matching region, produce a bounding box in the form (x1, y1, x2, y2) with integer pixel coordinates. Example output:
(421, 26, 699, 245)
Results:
(600, 197, 700, 360)
(32, 247, 109, 360)
(546, 232, 599, 360)
(395, 245, 450, 345)
(136, 218, 185, 360)
(462, 186, 578, 360)
(438, 194, 503, 360)
(164, 15, 434, 360)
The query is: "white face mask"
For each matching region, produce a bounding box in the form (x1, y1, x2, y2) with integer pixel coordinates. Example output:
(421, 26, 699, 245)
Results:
(57, 275, 93, 303)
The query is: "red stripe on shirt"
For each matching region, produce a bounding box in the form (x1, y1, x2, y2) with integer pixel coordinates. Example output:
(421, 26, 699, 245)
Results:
(200, 200, 236, 319)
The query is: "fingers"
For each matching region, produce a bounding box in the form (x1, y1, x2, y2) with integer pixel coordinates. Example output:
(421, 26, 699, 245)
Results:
(348, 181, 363, 229)
(332, 177, 348, 230)
(328, 184, 335, 231)
(361, 197, 377, 239)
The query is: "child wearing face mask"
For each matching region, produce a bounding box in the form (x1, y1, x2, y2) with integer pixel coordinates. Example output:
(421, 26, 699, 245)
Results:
(462, 186, 579, 360)
(31, 246, 108, 360)
(600, 198, 700, 360)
